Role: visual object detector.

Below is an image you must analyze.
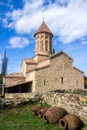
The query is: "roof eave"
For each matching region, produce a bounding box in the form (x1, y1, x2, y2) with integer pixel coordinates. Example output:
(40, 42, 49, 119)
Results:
(34, 31, 53, 37)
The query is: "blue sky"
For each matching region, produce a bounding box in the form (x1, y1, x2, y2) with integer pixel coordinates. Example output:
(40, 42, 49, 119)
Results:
(0, 0, 87, 76)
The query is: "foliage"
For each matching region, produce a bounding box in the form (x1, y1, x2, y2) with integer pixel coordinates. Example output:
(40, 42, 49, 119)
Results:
(1, 50, 8, 76)
(52, 48, 55, 54)
(0, 74, 3, 93)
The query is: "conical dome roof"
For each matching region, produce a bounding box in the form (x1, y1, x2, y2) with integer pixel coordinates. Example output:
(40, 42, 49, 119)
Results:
(34, 21, 53, 37)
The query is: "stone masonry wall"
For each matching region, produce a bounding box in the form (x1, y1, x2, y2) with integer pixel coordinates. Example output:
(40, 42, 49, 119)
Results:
(26, 71, 36, 92)
(35, 33, 52, 55)
(4, 89, 87, 124)
(50, 54, 84, 89)
(35, 53, 84, 92)
(42, 90, 87, 124)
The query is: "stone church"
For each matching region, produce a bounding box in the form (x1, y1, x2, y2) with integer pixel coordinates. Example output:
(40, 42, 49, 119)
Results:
(3, 21, 84, 95)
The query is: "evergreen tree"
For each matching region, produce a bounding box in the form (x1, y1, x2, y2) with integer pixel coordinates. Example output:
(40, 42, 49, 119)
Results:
(1, 50, 8, 76)
(52, 48, 55, 54)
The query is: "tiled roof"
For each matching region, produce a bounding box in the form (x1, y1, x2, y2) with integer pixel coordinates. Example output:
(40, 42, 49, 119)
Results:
(5, 81, 32, 88)
(4, 73, 24, 78)
(34, 21, 53, 36)
(23, 58, 37, 64)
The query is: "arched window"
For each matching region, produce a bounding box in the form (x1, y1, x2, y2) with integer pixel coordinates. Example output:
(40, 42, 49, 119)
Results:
(38, 42, 40, 51)
(37, 41, 39, 51)
(45, 41, 48, 51)
(41, 40, 43, 50)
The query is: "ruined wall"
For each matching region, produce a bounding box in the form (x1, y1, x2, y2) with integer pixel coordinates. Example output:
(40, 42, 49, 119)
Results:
(42, 90, 87, 124)
(4, 90, 87, 124)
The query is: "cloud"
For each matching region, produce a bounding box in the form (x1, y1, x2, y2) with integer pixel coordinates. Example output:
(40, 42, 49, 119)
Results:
(81, 37, 87, 45)
(9, 37, 29, 48)
(3, 0, 87, 44)
(81, 41, 87, 45)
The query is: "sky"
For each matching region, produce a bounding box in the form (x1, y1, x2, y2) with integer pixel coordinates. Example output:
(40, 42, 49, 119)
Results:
(0, 0, 87, 76)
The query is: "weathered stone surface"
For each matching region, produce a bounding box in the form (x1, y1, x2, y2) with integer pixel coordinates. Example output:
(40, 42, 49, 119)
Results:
(1, 89, 87, 124)
(83, 107, 87, 112)
(79, 96, 87, 102)
(41, 90, 87, 124)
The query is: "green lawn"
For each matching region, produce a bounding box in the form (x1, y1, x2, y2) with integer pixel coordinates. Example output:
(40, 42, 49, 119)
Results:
(0, 102, 86, 130)
(0, 103, 61, 130)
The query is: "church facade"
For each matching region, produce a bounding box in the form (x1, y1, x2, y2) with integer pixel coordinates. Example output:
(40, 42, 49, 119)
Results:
(3, 21, 84, 94)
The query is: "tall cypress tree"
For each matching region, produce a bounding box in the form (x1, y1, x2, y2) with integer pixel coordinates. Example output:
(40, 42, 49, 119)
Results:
(52, 48, 55, 54)
(1, 50, 8, 76)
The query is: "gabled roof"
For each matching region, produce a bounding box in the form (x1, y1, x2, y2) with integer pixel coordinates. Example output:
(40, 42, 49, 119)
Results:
(21, 58, 37, 66)
(5, 81, 32, 88)
(50, 50, 73, 61)
(73, 67, 84, 74)
(34, 21, 53, 36)
(4, 73, 24, 78)
(23, 58, 37, 64)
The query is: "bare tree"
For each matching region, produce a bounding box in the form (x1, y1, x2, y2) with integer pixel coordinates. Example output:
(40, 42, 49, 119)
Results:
(1, 50, 8, 76)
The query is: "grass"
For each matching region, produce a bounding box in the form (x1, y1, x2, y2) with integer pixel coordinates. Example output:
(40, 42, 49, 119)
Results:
(0, 103, 61, 130)
(0, 102, 87, 130)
